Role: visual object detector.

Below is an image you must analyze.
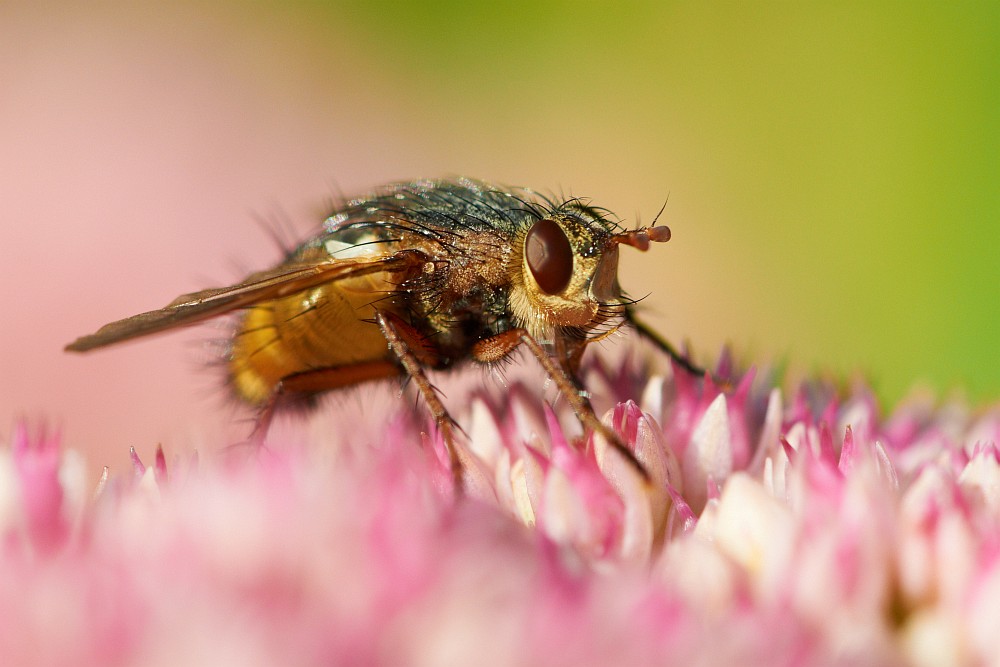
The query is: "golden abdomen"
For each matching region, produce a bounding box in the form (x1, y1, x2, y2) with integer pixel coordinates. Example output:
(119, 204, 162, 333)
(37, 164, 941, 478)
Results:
(228, 272, 398, 405)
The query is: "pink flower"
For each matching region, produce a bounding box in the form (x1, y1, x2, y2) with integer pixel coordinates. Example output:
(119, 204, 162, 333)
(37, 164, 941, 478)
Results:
(3, 353, 1000, 665)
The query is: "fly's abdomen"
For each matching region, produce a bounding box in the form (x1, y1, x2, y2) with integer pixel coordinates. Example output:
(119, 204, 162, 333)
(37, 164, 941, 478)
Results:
(228, 273, 398, 405)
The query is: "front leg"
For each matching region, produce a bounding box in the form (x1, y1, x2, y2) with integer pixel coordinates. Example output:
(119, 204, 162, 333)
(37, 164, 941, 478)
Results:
(473, 329, 650, 482)
(625, 311, 707, 378)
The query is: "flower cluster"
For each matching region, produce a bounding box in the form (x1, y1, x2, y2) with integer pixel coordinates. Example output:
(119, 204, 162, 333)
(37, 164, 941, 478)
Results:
(3, 354, 1000, 666)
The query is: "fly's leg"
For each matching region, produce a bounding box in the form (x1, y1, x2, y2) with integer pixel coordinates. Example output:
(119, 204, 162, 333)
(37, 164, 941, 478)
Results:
(231, 360, 403, 457)
(626, 315, 707, 378)
(247, 390, 279, 446)
(374, 311, 465, 492)
(222, 393, 280, 464)
(627, 315, 737, 392)
(281, 360, 402, 394)
(473, 328, 650, 483)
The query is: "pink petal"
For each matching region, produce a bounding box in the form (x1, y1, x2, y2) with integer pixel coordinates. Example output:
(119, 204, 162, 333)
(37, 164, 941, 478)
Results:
(12, 422, 67, 553)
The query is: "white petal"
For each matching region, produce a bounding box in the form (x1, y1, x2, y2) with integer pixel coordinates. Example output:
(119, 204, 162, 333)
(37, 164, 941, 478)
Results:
(682, 394, 733, 513)
(541, 467, 588, 545)
(509, 458, 535, 527)
(959, 448, 1000, 519)
(520, 441, 547, 524)
(749, 388, 783, 475)
(466, 398, 503, 466)
(902, 609, 969, 667)
(640, 374, 666, 423)
(711, 473, 793, 586)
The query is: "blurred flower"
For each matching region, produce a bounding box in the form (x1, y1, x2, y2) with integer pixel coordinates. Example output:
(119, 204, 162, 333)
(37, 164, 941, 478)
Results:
(3, 353, 1000, 665)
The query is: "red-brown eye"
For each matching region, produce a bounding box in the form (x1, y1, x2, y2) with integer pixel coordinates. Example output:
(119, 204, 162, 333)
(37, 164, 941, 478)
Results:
(525, 218, 573, 294)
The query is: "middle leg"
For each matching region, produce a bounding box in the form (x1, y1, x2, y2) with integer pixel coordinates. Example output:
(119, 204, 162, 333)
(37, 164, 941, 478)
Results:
(374, 311, 466, 492)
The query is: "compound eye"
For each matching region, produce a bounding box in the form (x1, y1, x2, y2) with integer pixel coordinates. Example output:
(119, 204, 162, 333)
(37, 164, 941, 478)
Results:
(525, 218, 573, 294)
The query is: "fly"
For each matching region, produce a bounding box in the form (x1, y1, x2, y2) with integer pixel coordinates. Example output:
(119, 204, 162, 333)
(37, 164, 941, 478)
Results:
(66, 179, 704, 490)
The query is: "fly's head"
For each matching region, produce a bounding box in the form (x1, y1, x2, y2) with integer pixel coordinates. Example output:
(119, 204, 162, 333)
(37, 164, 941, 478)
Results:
(509, 201, 671, 343)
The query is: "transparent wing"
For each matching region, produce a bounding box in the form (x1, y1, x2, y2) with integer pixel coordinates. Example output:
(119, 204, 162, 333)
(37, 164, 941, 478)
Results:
(66, 249, 427, 352)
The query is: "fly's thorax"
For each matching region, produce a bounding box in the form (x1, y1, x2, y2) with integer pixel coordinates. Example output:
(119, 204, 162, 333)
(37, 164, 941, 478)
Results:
(508, 212, 624, 341)
(439, 230, 515, 296)
(401, 232, 517, 362)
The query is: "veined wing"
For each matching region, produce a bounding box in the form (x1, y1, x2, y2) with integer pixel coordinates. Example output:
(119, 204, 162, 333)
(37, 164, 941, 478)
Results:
(66, 249, 428, 352)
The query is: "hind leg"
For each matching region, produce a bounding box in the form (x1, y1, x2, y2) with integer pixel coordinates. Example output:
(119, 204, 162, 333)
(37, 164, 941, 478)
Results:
(233, 360, 403, 450)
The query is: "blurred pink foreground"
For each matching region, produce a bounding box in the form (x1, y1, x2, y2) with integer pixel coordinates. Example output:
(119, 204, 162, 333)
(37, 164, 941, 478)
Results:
(3, 355, 999, 666)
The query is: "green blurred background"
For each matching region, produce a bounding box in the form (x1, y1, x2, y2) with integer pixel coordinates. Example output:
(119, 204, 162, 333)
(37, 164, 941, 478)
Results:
(321, 1, 1000, 401)
(3, 1, 999, 472)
